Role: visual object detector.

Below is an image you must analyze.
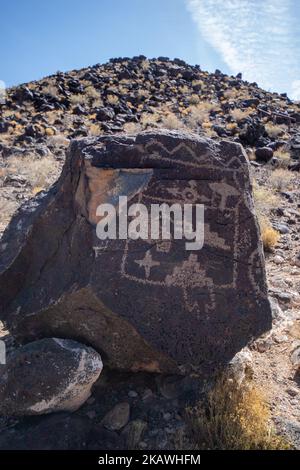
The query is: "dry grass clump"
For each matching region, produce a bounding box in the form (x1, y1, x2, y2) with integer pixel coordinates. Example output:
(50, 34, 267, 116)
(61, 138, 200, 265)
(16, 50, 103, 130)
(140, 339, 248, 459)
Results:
(265, 123, 286, 138)
(160, 112, 185, 130)
(186, 101, 218, 128)
(258, 215, 280, 252)
(269, 168, 294, 191)
(140, 112, 161, 129)
(47, 134, 70, 148)
(189, 94, 201, 106)
(89, 123, 102, 136)
(107, 94, 119, 105)
(253, 180, 281, 251)
(140, 60, 150, 70)
(3, 155, 60, 193)
(273, 149, 291, 168)
(253, 181, 280, 214)
(123, 122, 142, 133)
(230, 108, 252, 122)
(183, 376, 290, 450)
(69, 94, 87, 106)
(85, 86, 102, 106)
(42, 84, 59, 97)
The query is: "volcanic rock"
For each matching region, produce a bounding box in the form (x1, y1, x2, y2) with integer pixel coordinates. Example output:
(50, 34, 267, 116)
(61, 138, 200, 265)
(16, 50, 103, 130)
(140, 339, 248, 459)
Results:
(0, 338, 103, 416)
(0, 130, 272, 374)
(255, 146, 274, 162)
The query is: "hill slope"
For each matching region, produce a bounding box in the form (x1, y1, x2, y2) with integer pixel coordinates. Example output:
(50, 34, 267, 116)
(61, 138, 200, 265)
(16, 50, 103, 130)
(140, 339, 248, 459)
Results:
(0, 57, 300, 449)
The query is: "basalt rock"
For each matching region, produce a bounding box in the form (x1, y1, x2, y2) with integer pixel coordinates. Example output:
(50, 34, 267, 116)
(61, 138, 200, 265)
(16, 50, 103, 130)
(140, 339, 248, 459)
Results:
(0, 130, 272, 374)
(0, 338, 103, 416)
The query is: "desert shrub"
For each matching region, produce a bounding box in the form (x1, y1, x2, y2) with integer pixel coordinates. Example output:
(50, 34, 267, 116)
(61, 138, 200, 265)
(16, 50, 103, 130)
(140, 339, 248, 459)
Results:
(179, 85, 189, 94)
(89, 123, 102, 136)
(230, 108, 252, 122)
(269, 168, 294, 191)
(265, 123, 286, 138)
(123, 122, 142, 133)
(107, 94, 119, 105)
(5, 155, 60, 192)
(273, 150, 291, 169)
(253, 181, 280, 214)
(161, 112, 184, 130)
(47, 134, 70, 148)
(140, 112, 161, 129)
(258, 216, 280, 252)
(186, 102, 218, 128)
(42, 84, 59, 97)
(226, 122, 238, 132)
(189, 94, 201, 106)
(140, 60, 150, 70)
(69, 94, 87, 106)
(85, 86, 102, 106)
(183, 376, 290, 450)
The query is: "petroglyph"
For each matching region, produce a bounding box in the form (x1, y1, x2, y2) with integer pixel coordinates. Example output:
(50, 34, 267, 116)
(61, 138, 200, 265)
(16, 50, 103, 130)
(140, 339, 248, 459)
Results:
(0, 131, 272, 374)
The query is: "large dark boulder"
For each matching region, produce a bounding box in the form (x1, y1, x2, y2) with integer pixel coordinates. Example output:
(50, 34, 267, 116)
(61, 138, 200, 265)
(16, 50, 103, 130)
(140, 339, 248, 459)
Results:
(0, 131, 272, 374)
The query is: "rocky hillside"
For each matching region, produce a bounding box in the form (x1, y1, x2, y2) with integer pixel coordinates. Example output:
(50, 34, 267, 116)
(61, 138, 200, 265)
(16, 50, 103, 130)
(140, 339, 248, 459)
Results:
(1, 56, 300, 230)
(0, 57, 300, 450)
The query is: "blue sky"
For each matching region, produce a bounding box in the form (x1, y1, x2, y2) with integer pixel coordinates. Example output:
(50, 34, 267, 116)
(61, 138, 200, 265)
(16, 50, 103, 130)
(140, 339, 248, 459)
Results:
(0, 0, 299, 99)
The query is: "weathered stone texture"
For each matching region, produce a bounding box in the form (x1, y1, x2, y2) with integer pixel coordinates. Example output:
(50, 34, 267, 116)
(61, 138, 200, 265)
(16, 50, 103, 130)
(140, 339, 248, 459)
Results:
(0, 131, 272, 373)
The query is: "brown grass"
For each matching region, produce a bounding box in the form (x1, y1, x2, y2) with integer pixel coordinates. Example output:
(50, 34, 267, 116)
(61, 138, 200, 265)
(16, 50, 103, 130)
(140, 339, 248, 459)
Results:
(269, 168, 294, 191)
(273, 150, 291, 169)
(258, 216, 280, 251)
(186, 101, 218, 128)
(265, 123, 286, 138)
(107, 94, 119, 105)
(253, 181, 280, 214)
(3, 155, 60, 192)
(189, 94, 201, 106)
(230, 108, 252, 122)
(161, 112, 185, 130)
(182, 376, 290, 450)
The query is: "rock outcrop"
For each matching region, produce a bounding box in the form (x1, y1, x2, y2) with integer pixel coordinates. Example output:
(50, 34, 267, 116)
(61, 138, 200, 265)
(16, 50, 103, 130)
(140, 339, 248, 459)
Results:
(0, 130, 272, 373)
(0, 338, 102, 415)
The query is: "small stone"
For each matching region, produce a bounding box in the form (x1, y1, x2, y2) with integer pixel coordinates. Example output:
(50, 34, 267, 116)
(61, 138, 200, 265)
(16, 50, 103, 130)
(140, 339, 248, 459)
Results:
(290, 347, 300, 367)
(286, 387, 299, 397)
(275, 224, 290, 234)
(274, 255, 284, 265)
(102, 402, 130, 431)
(227, 349, 254, 384)
(142, 388, 153, 401)
(128, 390, 138, 398)
(163, 412, 172, 421)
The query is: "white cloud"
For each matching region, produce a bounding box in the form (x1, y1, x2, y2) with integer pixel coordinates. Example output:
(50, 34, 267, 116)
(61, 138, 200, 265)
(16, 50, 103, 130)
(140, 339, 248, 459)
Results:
(186, 0, 300, 99)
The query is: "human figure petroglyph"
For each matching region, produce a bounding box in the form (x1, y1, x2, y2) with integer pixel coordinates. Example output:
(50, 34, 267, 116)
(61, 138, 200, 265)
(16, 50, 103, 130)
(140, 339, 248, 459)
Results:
(209, 181, 241, 211)
(134, 250, 161, 279)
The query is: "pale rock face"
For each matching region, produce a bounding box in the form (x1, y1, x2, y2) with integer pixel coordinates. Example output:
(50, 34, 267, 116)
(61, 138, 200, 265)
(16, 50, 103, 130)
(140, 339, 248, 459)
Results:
(0, 338, 103, 416)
